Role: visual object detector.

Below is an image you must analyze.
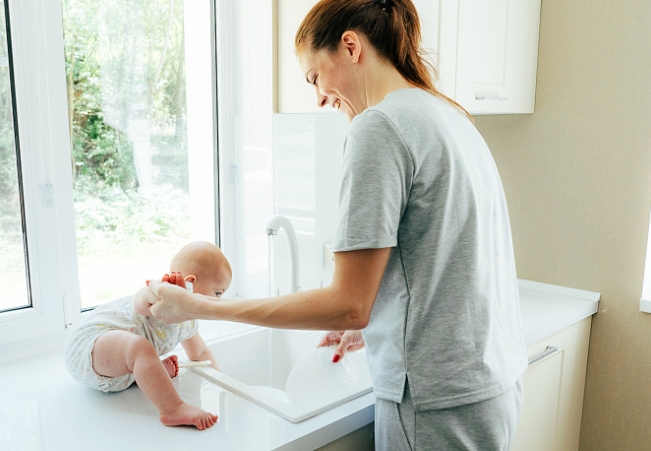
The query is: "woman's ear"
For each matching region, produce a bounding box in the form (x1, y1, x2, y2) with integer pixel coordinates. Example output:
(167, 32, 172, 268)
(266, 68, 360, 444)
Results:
(341, 30, 361, 63)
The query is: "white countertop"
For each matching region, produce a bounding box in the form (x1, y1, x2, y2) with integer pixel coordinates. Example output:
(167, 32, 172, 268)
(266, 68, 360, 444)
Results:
(518, 279, 600, 346)
(0, 279, 599, 451)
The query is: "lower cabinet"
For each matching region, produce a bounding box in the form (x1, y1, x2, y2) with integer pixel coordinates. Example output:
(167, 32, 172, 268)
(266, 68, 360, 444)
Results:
(315, 316, 593, 451)
(512, 317, 593, 451)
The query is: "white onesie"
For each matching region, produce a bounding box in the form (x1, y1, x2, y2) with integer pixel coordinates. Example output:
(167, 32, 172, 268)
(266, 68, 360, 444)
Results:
(64, 296, 199, 392)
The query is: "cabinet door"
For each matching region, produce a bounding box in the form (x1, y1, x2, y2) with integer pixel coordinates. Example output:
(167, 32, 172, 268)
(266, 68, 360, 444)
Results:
(275, 0, 322, 113)
(454, 0, 541, 114)
(511, 345, 563, 451)
(512, 317, 593, 451)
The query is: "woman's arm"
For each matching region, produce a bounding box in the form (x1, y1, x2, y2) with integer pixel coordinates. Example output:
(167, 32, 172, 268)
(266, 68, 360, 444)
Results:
(149, 248, 391, 330)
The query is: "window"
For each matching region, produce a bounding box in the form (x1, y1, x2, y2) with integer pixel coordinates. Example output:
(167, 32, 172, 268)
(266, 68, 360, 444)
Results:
(1, 0, 219, 347)
(0, 0, 28, 313)
(61, 0, 218, 309)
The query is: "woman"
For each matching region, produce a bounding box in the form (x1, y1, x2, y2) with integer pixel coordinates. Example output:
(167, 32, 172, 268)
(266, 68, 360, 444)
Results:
(149, 0, 528, 449)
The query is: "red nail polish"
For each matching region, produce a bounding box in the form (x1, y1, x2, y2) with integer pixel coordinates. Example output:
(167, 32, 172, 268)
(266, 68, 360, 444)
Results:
(332, 354, 340, 363)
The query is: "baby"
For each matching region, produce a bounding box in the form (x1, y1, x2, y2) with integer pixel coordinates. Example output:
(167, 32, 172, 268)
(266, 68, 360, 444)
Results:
(64, 241, 231, 430)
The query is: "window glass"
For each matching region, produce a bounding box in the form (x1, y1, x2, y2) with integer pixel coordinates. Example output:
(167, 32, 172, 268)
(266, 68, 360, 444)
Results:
(0, 0, 30, 313)
(61, 0, 217, 309)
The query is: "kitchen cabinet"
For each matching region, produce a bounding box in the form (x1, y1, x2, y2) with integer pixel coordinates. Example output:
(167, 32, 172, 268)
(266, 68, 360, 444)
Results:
(512, 316, 593, 451)
(417, 0, 542, 114)
(275, 0, 541, 115)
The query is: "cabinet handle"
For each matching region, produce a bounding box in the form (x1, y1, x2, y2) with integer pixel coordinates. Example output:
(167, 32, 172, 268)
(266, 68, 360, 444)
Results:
(528, 345, 559, 366)
(475, 95, 508, 101)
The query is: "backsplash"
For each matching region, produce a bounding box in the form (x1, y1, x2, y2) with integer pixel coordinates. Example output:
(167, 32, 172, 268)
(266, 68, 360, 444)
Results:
(226, 112, 349, 298)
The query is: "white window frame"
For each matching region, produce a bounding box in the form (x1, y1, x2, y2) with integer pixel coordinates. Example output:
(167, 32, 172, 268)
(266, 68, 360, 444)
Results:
(0, 0, 80, 349)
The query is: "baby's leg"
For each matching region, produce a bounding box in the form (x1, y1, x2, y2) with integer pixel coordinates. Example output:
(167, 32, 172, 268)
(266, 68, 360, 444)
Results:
(92, 330, 218, 429)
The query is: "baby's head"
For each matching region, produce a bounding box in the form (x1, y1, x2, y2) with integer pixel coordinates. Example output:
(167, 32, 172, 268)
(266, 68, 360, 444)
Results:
(170, 241, 232, 298)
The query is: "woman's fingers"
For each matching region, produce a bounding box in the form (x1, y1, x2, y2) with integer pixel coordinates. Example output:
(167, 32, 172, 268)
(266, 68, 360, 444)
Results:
(317, 330, 345, 347)
(329, 330, 365, 363)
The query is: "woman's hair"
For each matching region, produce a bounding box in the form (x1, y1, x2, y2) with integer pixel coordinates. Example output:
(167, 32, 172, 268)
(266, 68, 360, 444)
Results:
(295, 0, 470, 117)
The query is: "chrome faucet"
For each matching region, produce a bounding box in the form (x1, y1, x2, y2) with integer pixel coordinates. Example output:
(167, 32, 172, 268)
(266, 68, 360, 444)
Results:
(265, 215, 300, 294)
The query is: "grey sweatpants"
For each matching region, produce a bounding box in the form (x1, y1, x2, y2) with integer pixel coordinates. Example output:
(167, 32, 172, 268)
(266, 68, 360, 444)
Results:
(375, 378, 524, 451)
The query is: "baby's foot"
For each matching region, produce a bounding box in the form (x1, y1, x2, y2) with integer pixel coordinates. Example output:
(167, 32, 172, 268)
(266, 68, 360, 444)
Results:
(160, 402, 218, 430)
(161, 355, 179, 378)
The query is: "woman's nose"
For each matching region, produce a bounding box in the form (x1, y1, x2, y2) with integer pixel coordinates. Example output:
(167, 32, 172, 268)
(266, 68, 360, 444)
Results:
(317, 94, 328, 108)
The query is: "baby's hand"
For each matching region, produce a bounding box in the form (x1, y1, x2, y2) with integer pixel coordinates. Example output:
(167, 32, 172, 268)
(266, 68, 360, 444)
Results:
(141, 273, 186, 315)
(155, 272, 187, 289)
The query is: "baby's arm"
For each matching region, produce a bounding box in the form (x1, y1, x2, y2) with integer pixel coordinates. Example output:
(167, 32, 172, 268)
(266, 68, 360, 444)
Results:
(181, 334, 220, 371)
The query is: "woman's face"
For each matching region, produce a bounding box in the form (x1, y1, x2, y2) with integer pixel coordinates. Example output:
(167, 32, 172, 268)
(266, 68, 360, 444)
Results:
(298, 41, 363, 122)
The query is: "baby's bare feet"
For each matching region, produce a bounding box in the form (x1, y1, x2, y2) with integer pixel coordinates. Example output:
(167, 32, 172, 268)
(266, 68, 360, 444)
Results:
(160, 401, 218, 430)
(161, 355, 179, 378)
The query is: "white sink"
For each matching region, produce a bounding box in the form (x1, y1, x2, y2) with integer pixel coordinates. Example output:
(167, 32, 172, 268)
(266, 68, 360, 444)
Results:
(186, 327, 374, 422)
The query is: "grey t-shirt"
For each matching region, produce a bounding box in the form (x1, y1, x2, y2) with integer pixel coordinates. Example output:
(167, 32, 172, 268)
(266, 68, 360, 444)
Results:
(332, 88, 528, 411)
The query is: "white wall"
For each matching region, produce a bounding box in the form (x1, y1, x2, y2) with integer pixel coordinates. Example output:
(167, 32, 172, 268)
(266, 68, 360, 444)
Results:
(271, 113, 349, 295)
(220, 0, 350, 298)
(473, 1, 651, 449)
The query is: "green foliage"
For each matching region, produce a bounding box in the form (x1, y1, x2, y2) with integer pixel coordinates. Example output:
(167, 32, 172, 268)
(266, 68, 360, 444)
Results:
(71, 111, 138, 190)
(73, 177, 189, 251)
(0, 69, 21, 233)
(61, 0, 190, 247)
(1, 0, 192, 253)
(0, 129, 18, 208)
(64, 0, 139, 192)
(62, 0, 189, 190)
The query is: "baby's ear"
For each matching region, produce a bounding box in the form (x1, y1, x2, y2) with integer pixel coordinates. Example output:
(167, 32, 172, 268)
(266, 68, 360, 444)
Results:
(184, 275, 197, 283)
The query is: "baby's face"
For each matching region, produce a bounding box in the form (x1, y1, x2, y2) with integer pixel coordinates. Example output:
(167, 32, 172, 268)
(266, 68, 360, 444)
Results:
(192, 269, 231, 298)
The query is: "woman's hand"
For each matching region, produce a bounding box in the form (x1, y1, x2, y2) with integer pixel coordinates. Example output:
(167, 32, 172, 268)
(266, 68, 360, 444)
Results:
(138, 272, 187, 319)
(318, 330, 365, 363)
(148, 279, 193, 323)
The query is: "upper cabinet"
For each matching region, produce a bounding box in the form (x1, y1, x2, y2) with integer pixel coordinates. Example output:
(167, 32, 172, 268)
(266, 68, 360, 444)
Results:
(275, 0, 541, 115)
(415, 0, 542, 115)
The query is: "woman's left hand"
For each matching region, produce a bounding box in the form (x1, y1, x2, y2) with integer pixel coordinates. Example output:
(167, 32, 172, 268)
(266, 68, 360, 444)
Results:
(318, 330, 365, 363)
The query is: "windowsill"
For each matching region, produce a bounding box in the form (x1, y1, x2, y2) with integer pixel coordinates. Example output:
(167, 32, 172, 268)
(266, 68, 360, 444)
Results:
(0, 328, 69, 365)
(0, 298, 259, 365)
